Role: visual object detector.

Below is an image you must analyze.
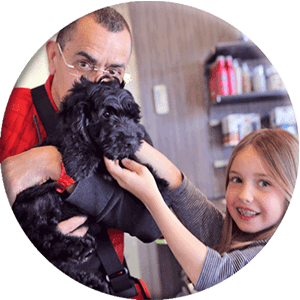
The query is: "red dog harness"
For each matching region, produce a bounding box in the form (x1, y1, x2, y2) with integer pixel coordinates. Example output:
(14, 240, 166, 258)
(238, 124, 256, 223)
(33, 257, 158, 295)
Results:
(55, 163, 76, 193)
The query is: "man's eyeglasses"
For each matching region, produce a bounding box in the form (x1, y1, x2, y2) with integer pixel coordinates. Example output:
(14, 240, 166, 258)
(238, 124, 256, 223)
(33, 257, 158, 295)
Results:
(57, 43, 132, 85)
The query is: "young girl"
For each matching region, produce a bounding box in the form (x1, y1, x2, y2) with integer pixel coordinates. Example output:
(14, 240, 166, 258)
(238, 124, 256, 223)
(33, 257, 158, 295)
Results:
(104, 128, 298, 291)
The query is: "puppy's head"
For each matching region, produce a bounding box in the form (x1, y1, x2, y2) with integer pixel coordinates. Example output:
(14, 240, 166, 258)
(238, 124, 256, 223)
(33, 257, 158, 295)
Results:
(59, 76, 145, 160)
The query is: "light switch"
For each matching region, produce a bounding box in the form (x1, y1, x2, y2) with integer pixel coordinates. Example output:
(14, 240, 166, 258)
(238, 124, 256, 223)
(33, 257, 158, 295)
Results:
(153, 84, 169, 115)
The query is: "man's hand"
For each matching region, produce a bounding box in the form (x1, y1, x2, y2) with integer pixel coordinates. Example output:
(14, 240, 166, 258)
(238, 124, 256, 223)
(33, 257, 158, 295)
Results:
(2, 146, 87, 237)
(1, 146, 62, 206)
(57, 216, 88, 237)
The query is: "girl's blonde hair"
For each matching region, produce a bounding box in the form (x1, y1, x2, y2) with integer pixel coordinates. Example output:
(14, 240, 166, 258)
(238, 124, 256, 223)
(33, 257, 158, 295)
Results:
(215, 128, 299, 253)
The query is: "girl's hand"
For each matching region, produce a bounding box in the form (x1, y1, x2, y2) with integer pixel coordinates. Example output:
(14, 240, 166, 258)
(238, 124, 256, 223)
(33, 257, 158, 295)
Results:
(104, 157, 160, 206)
(135, 141, 182, 190)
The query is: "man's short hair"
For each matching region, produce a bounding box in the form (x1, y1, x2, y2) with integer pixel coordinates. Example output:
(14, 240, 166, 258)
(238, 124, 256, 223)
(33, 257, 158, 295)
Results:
(56, 7, 131, 49)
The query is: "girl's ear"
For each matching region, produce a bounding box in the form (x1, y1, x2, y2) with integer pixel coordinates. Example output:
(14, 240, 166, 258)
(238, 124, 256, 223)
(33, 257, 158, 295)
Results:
(46, 40, 58, 75)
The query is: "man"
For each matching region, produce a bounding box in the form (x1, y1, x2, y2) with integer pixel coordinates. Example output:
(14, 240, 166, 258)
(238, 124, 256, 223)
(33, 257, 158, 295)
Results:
(0, 7, 158, 298)
(1, 7, 131, 206)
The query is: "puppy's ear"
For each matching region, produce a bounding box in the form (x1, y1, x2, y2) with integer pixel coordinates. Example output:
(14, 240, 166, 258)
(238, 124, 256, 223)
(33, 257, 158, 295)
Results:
(72, 111, 92, 145)
(58, 80, 94, 145)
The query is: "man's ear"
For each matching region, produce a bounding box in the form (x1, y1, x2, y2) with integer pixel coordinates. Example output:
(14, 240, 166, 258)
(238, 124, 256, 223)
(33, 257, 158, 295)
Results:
(46, 40, 58, 75)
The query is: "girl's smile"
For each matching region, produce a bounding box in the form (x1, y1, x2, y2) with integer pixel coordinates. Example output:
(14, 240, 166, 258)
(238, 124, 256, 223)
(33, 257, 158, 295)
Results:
(226, 145, 286, 234)
(236, 206, 260, 220)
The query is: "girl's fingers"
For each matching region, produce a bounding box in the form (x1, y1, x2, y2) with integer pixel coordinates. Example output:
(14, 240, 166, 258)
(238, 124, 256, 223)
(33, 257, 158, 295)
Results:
(121, 158, 145, 173)
(104, 156, 145, 176)
(104, 156, 158, 203)
(104, 157, 121, 176)
(104, 156, 151, 189)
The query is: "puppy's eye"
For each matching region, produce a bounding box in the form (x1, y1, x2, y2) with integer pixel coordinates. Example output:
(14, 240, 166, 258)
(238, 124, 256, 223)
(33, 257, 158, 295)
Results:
(103, 111, 111, 118)
(103, 107, 116, 118)
(103, 109, 116, 118)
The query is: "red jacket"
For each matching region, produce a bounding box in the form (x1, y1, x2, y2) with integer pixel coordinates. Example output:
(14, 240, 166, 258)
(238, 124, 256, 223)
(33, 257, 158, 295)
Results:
(0, 78, 52, 162)
(0, 75, 125, 261)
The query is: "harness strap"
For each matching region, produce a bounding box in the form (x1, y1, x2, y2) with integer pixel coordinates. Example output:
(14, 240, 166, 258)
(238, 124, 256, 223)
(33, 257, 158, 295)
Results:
(31, 85, 73, 192)
(93, 224, 139, 298)
(31, 85, 58, 137)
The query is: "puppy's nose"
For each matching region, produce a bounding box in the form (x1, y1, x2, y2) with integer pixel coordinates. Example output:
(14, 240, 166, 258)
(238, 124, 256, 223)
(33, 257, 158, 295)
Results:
(124, 136, 136, 149)
(126, 141, 133, 149)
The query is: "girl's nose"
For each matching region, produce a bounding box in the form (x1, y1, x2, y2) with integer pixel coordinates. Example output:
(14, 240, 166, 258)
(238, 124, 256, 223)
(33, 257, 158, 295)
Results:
(239, 183, 254, 203)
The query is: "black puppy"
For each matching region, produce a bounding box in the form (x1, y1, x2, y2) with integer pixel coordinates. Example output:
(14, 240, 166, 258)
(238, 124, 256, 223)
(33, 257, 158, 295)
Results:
(12, 77, 169, 294)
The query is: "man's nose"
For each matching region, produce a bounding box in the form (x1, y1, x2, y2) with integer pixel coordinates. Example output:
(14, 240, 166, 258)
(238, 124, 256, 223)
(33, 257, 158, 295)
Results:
(88, 70, 111, 82)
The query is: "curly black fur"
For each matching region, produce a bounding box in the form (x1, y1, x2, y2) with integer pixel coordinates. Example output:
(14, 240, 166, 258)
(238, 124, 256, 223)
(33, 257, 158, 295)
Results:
(12, 76, 169, 294)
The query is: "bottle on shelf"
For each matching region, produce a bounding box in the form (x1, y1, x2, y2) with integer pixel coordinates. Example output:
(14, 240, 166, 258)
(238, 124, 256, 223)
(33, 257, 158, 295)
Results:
(209, 56, 229, 101)
(233, 59, 243, 95)
(209, 61, 217, 100)
(225, 56, 237, 95)
(266, 65, 284, 91)
(241, 62, 251, 94)
(252, 65, 267, 92)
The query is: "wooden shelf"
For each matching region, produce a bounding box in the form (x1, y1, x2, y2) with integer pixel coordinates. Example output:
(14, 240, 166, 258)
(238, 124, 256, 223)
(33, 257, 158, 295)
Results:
(205, 40, 266, 65)
(211, 89, 289, 105)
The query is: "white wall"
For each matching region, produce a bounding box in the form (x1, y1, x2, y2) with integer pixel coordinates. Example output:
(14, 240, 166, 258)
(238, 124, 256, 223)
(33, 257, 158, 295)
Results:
(15, 39, 53, 89)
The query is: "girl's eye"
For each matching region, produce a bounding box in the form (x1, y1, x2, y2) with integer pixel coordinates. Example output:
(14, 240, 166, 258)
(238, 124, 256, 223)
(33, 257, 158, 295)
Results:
(258, 180, 270, 187)
(230, 177, 242, 183)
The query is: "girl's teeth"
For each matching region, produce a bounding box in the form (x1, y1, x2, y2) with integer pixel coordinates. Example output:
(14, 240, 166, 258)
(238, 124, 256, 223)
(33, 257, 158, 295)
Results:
(237, 208, 258, 217)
